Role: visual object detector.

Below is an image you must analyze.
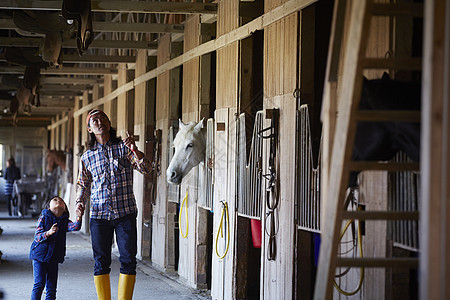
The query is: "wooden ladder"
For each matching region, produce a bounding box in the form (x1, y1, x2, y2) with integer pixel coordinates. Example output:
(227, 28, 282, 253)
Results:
(314, 0, 423, 299)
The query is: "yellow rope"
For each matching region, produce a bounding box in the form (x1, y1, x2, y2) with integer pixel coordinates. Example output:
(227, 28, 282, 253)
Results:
(215, 201, 230, 259)
(179, 190, 189, 238)
(333, 216, 365, 296)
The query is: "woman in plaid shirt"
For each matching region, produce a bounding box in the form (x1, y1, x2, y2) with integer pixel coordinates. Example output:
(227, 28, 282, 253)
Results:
(76, 109, 151, 300)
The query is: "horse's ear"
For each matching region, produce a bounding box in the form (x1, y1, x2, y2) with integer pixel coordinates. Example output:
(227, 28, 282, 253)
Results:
(194, 118, 206, 132)
(381, 72, 390, 80)
(179, 118, 186, 129)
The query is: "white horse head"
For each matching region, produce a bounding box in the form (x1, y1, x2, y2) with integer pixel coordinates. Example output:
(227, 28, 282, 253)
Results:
(167, 118, 206, 185)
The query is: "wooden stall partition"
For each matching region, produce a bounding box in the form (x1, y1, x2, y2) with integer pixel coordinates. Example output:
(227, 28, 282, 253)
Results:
(210, 1, 239, 299)
(176, 14, 205, 288)
(420, 0, 450, 298)
(211, 108, 237, 300)
(152, 33, 180, 271)
(261, 4, 298, 299)
(134, 49, 153, 260)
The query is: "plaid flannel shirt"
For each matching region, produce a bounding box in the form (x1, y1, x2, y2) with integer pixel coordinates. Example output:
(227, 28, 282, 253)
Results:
(76, 140, 152, 220)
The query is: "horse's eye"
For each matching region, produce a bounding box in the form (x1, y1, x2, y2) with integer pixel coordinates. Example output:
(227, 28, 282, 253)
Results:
(186, 143, 193, 149)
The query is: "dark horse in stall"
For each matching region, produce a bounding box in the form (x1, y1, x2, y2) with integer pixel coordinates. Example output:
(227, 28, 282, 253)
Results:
(349, 73, 421, 187)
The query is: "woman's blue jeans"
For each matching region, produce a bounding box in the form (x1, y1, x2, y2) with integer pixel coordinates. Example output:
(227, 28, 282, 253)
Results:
(90, 213, 137, 276)
(31, 260, 58, 300)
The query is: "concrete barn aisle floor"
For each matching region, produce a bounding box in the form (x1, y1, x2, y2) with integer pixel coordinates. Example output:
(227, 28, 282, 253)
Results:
(0, 212, 210, 300)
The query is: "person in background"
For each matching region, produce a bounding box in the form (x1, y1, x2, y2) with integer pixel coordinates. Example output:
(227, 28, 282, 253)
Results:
(76, 109, 151, 300)
(29, 196, 84, 300)
(4, 157, 21, 216)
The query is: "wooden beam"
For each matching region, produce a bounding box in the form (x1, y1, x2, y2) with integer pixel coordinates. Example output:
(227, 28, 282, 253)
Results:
(40, 84, 92, 92)
(0, 66, 117, 75)
(41, 68, 117, 75)
(0, 52, 134, 64)
(66, 39, 158, 50)
(47, 115, 69, 130)
(0, 0, 217, 14)
(0, 66, 111, 75)
(40, 77, 100, 85)
(0, 37, 158, 49)
(0, 18, 184, 34)
(94, 21, 184, 33)
(40, 90, 83, 96)
(62, 54, 135, 64)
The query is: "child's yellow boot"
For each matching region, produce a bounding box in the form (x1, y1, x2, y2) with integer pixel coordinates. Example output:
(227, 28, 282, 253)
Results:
(118, 273, 136, 300)
(94, 274, 111, 300)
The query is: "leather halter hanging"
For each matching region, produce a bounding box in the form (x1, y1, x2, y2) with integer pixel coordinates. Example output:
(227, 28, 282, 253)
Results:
(259, 108, 280, 261)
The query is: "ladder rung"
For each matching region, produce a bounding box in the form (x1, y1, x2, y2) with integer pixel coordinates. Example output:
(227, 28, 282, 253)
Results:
(361, 58, 422, 70)
(356, 110, 420, 122)
(342, 210, 419, 220)
(348, 161, 420, 172)
(370, 3, 424, 17)
(336, 257, 418, 268)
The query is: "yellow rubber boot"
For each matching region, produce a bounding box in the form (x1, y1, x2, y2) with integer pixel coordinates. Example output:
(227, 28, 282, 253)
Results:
(94, 274, 111, 300)
(118, 273, 136, 300)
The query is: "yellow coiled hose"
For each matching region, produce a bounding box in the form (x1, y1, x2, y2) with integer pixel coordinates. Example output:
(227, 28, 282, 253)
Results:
(215, 201, 230, 259)
(179, 190, 189, 238)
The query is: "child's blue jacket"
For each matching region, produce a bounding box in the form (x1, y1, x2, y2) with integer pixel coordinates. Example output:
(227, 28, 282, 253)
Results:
(29, 209, 81, 263)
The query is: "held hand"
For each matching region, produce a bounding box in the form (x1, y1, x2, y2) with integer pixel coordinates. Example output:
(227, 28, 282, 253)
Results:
(76, 205, 84, 218)
(123, 131, 138, 152)
(47, 223, 58, 236)
(76, 202, 85, 212)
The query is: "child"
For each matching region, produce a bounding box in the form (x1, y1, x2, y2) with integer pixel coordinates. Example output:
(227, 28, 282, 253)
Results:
(29, 196, 84, 300)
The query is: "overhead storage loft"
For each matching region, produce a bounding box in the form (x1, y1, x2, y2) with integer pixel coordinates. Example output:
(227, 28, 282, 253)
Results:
(0, 0, 449, 299)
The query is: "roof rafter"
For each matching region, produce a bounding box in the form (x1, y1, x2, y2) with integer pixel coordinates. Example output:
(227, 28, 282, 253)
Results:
(0, 0, 217, 14)
(0, 18, 184, 34)
(0, 66, 117, 75)
(0, 37, 158, 49)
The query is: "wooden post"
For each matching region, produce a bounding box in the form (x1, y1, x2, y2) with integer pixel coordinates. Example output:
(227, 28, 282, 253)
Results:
(420, 0, 450, 298)
(60, 112, 67, 151)
(80, 91, 90, 234)
(152, 34, 178, 270)
(103, 75, 113, 117)
(117, 63, 134, 138)
(134, 49, 152, 260)
(50, 117, 56, 149)
(71, 96, 81, 225)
